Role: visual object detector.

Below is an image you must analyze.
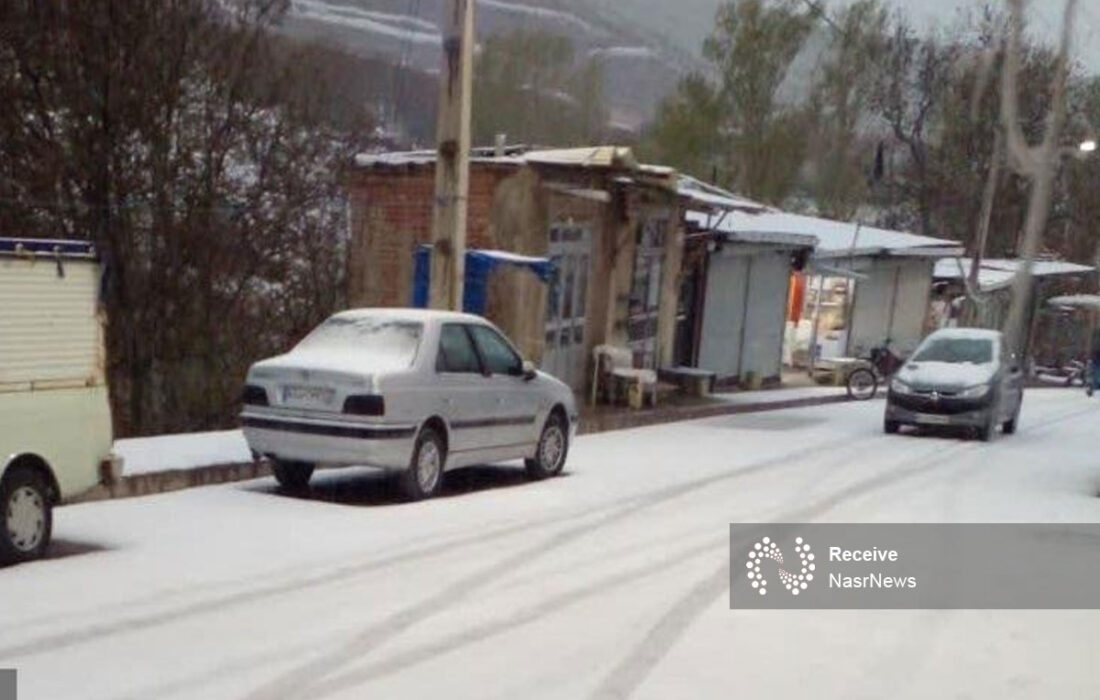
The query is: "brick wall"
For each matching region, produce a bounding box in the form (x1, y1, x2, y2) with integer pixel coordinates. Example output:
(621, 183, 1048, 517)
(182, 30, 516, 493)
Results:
(346, 166, 508, 309)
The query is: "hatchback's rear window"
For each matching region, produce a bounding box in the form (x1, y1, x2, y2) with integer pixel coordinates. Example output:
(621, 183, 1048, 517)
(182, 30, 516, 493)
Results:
(296, 317, 423, 366)
(912, 337, 993, 364)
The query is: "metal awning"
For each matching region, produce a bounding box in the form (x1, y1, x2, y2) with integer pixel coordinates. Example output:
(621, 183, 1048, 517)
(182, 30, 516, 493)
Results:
(806, 263, 869, 280)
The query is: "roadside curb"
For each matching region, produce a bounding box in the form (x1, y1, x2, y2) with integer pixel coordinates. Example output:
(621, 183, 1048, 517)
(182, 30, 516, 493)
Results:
(72, 393, 852, 505)
(70, 461, 273, 505)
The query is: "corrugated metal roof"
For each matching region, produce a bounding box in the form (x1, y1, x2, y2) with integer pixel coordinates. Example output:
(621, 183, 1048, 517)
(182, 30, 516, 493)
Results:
(676, 176, 771, 214)
(690, 209, 961, 258)
(935, 257, 1094, 291)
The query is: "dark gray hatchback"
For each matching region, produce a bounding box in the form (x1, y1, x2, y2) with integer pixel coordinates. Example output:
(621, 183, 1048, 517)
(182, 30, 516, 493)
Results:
(884, 328, 1024, 441)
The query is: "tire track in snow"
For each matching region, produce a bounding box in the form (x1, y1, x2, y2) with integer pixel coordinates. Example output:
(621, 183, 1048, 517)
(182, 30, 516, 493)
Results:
(281, 434, 942, 698)
(0, 434, 860, 664)
(242, 435, 873, 700)
(587, 400, 1100, 699)
(270, 418, 987, 698)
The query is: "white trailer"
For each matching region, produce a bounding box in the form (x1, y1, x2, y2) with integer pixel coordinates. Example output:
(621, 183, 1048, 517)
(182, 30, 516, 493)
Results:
(0, 238, 116, 564)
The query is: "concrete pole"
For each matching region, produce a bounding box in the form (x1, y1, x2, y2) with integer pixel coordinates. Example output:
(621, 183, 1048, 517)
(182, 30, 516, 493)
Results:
(429, 0, 475, 311)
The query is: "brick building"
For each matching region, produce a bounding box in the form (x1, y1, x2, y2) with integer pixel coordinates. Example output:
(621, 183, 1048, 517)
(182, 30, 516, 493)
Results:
(345, 146, 685, 393)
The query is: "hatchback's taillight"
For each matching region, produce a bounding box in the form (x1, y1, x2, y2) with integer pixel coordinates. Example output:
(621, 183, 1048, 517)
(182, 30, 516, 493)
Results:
(343, 394, 385, 416)
(242, 385, 269, 406)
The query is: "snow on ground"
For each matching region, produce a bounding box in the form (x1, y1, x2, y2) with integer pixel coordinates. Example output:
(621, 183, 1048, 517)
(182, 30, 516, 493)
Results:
(3, 389, 1099, 699)
(115, 430, 251, 476)
(714, 384, 848, 404)
(114, 386, 846, 476)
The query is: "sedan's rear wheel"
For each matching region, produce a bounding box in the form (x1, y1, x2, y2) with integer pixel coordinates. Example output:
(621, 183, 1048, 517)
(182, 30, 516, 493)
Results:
(526, 413, 569, 480)
(399, 427, 445, 501)
(272, 460, 314, 490)
(1, 467, 52, 566)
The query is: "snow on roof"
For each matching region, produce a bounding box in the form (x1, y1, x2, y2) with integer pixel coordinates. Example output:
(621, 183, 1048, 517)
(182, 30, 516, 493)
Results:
(935, 257, 1094, 278)
(333, 308, 484, 324)
(1047, 294, 1100, 310)
(687, 209, 959, 258)
(676, 176, 771, 214)
(353, 149, 528, 169)
(935, 258, 1094, 291)
(469, 249, 552, 266)
(354, 146, 639, 171)
(524, 146, 638, 169)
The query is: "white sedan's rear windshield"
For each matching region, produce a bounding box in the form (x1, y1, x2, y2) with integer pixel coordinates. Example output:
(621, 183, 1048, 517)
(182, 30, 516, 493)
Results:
(297, 317, 423, 366)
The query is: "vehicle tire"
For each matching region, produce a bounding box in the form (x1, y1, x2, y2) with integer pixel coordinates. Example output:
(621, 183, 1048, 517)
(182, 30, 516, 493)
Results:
(399, 427, 445, 501)
(0, 467, 53, 566)
(884, 419, 900, 435)
(272, 460, 314, 490)
(1003, 402, 1021, 435)
(976, 411, 996, 442)
(846, 368, 878, 401)
(526, 412, 569, 480)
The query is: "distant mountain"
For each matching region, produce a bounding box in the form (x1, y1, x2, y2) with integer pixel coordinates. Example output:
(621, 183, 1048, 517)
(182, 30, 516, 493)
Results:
(278, 0, 719, 138)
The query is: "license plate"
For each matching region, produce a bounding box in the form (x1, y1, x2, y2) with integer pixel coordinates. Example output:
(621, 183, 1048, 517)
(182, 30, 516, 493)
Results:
(915, 413, 951, 426)
(282, 385, 335, 406)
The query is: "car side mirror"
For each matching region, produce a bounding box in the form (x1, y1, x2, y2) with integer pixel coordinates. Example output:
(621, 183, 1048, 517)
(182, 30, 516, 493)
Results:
(522, 360, 537, 381)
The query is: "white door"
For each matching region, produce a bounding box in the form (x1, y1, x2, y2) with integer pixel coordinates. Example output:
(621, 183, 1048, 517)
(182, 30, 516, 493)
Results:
(467, 323, 539, 449)
(542, 225, 591, 390)
(435, 323, 494, 456)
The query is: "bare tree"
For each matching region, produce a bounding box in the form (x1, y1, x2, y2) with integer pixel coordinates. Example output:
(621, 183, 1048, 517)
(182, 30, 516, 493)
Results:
(0, 0, 371, 435)
(999, 0, 1078, 354)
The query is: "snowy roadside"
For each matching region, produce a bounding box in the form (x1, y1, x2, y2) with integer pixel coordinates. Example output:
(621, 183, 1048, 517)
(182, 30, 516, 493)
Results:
(714, 385, 848, 404)
(81, 384, 852, 503)
(115, 429, 252, 476)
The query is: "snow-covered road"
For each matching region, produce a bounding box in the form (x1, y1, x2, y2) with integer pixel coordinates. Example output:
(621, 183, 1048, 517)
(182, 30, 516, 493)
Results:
(3, 390, 1099, 699)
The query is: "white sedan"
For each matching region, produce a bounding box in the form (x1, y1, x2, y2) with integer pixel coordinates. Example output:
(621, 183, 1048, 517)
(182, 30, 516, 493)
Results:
(240, 309, 578, 500)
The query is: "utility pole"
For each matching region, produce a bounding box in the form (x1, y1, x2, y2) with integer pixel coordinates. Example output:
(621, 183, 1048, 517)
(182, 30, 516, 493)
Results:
(429, 0, 475, 311)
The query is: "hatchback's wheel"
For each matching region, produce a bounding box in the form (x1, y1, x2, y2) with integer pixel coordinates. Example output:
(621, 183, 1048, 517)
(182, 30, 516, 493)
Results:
(884, 419, 900, 435)
(976, 411, 996, 442)
(272, 460, 314, 490)
(1003, 403, 1021, 435)
(1, 467, 53, 566)
(526, 413, 569, 480)
(399, 428, 445, 501)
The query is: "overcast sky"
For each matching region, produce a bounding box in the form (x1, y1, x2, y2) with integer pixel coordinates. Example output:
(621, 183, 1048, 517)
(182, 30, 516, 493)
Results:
(868, 0, 1099, 73)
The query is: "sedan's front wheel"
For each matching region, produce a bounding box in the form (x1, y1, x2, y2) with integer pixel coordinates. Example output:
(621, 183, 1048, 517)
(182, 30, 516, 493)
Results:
(0, 467, 52, 566)
(526, 413, 569, 480)
(399, 427, 445, 501)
